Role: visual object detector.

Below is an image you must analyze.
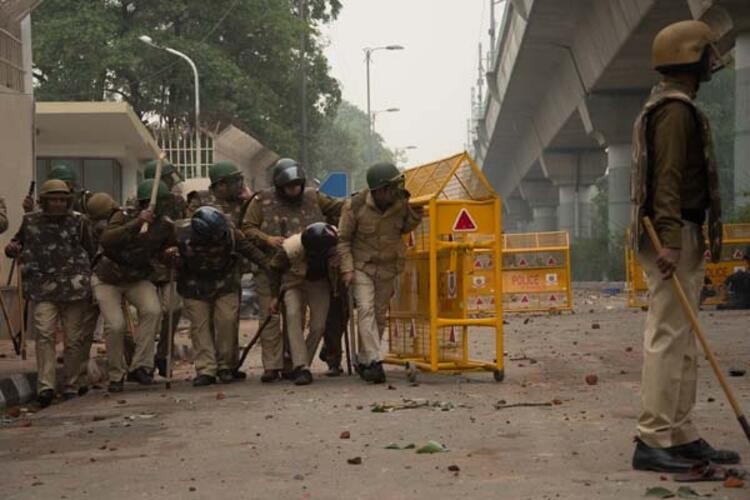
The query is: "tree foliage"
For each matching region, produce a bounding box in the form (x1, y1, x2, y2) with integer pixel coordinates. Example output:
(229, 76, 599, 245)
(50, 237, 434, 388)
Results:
(32, 0, 343, 160)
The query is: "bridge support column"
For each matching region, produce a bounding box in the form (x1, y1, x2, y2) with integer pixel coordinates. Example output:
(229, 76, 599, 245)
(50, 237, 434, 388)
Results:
(532, 206, 557, 232)
(735, 31, 750, 209)
(607, 143, 631, 237)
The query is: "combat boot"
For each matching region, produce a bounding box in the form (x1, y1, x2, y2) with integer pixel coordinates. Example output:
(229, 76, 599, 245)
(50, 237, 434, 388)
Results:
(232, 370, 247, 380)
(325, 364, 343, 377)
(363, 362, 386, 384)
(37, 389, 55, 408)
(260, 369, 280, 383)
(128, 367, 153, 385)
(108, 378, 124, 393)
(154, 357, 167, 378)
(217, 369, 234, 384)
(192, 374, 216, 387)
(293, 368, 313, 386)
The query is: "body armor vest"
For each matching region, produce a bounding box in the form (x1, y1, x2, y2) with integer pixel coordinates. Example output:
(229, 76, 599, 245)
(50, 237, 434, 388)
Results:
(20, 212, 91, 302)
(176, 222, 240, 299)
(630, 83, 722, 260)
(257, 188, 325, 239)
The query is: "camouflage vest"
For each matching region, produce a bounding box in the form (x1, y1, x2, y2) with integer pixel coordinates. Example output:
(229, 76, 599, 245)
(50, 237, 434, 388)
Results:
(20, 212, 91, 302)
(257, 188, 325, 239)
(175, 220, 240, 299)
(630, 82, 722, 261)
(188, 190, 249, 227)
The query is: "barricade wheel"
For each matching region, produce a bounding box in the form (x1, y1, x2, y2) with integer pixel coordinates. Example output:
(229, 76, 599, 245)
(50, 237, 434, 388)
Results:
(493, 369, 504, 382)
(405, 362, 418, 383)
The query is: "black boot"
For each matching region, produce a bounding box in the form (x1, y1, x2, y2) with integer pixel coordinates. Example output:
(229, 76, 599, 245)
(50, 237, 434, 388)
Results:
(108, 378, 124, 393)
(128, 367, 153, 385)
(260, 370, 280, 383)
(232, 370, 247, 381)
(217, 369, 234, 384)
(154, 357, 167, 378)
(37, 389, 55, 408)
(325, 365, 343, 377)
(362, 362, 386, 384)
(192, 374, 216, 387)
(293, 368, 313, 386)
(632, 438, 703, 473)
(669, 439, 741, 465)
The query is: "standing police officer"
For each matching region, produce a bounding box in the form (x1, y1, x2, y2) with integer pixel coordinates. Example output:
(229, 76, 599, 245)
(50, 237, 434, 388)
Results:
(630, 20, 739, 472)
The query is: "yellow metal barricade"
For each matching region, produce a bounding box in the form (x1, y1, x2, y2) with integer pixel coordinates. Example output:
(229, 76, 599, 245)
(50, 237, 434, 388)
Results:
(501, 231, 573, 312)
(386, 152, 504, 382)
(626, 223, 750, 307)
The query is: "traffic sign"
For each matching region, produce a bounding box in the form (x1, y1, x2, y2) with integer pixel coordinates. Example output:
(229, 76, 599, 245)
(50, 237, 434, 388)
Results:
(319, 171, 350, 198)
(452, 208, 477, 232)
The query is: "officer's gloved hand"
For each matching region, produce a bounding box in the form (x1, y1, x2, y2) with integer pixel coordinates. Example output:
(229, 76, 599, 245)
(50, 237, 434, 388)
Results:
(5, 241, 21, 258)
(22, 195, 34, 213)
(163, 246, 181, 267)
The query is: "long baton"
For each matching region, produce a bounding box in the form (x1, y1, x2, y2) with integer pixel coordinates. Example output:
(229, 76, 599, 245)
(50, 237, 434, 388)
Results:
(643, 216, 750, 443)
(140, 153, 167, 234)
(16, 267, 26, 360)
(347, 286, 358, 369)
(165, 267, 176, 389)
(235, 311, 276, 373)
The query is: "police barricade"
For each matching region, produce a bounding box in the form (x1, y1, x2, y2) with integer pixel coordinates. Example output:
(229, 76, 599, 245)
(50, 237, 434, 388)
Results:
(626, 223, 750, 308)
(386, 152, 505, 382)
(501, 231, 573, 312)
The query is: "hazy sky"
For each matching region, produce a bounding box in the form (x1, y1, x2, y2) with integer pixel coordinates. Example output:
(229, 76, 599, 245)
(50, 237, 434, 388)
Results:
(322, 1, 493, 167)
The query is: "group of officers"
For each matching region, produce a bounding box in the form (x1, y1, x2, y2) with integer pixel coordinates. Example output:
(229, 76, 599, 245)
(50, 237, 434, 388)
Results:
(0, 156, 421, 408)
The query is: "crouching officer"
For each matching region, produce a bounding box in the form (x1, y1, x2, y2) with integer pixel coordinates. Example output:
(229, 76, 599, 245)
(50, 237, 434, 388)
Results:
(5, 180, 96, 406)
(242, 158, 342, 383)
(268, 222, 339, 385)
(175, 207, 268, 386)
(93, 180, 175, 392)
(338, 163, 422, 383)
(630, 20, 739, 472)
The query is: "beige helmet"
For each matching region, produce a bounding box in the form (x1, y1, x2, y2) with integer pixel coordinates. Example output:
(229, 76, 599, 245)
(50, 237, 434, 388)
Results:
(86, 192, 118, 221)
(652, 20, 724, 73)
(38, 179, 71, 197)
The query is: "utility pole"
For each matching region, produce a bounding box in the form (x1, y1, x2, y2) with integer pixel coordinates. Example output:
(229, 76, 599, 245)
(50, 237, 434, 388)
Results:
(476, 43, 484, 112)
(299, 0, 309, 166)
(489, 0, 497, 63)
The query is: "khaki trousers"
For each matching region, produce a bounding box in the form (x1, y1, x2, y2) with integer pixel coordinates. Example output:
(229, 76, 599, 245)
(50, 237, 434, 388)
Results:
(283, 279, 330, 368)
(352, 270, 395, 365)
(77, 301, 99, 384)
(637, 222, 704, 448)
(33, 300, 88, 393)
(255, 273, 283, 370)
(93, 276, 161, 382)
(155, 282, 183, 362)
(183, 293, 239, 376)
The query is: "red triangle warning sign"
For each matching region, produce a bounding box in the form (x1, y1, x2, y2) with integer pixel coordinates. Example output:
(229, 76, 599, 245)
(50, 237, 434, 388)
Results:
(733, 249, 744, 260)
(704, 250, 712, 261)
(449, 327, 456, 343)
(452, 208, 477, 232)
(549, 294, 557, 302)
(520, 295, 529, 304)
(475, 296, 484, 306)
(547, 257, 557, 266)
(518, 258, 528, 267)
(409, 320, 416, 338)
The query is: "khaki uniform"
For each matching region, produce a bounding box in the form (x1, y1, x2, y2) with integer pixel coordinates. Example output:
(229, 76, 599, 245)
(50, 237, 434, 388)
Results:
(630, 79, 722, 448)
(269, 234, 331, 368)
(12, 211, 95, 394)
(176, 223, 267, 377)
(242, 188, 342, 370)
(0, 197, 7, 234)
(93, 209, 173, 382)
(338, 191, 422, 364)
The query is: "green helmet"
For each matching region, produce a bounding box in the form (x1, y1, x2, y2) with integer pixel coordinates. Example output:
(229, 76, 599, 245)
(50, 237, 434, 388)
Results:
(209, 161, 242, 185)
(48, 164, 78, 184)
(86, 192, 118, 221)
(137, 179, 172, 202)
(366, 162, 403, 191)
(144, 160, 182, 181)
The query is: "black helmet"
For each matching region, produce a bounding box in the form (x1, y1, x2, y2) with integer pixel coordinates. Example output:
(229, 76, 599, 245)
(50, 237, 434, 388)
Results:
(191, 206, 229, 244)
(301, 222, 338, 256)
(272, 158, 306, 190)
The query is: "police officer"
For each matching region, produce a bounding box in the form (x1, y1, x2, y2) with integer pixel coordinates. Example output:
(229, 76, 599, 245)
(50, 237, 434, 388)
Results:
(267, 222, 339, 385)
(142, 160, 187, 377)
(188, 161, 252, 225)
(93, 180, 175, 392)
(630, 20, 739, 472)
(175, 207, 268, 386)
(721, 248, 750, 310)
(5, 180, 96, 406)
(338, 162, 423, 383)
(242, 158, 342, 383)
(24, 164, 91, 214)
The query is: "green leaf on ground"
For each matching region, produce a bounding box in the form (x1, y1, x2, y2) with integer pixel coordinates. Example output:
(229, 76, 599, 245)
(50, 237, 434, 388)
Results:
(644, 486, 675, 498)
(416, 440, 447, 454)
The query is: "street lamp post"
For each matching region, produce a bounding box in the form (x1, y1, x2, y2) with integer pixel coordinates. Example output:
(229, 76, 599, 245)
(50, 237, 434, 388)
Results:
(364, 44, 404, 163)
(140, 35, 201, 177)
(395, 145, 417, 168)
(370, 108, 400, 163)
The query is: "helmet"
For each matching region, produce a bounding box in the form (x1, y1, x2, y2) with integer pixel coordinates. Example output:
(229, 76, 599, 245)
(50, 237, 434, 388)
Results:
(86, 192, 118, 221)
(191, 206, 229, 244)
(652, 20, 722, 73)
(301, 222, 338, 256)
(48, 164, 78, 184)
(144, 160, 183, 183)
(272, 158, 306, 189)
(366, 162, 403, 191)
(137, 179, 172, 202)
(209, 161, 242, 186)
(39, 179, 71, 197)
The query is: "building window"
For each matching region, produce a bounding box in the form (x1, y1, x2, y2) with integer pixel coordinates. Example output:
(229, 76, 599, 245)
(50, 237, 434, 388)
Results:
(37, 158, 123, 203)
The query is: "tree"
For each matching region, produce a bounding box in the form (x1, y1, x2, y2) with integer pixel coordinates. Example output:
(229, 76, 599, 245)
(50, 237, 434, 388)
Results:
(32, 0, 343, 161)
